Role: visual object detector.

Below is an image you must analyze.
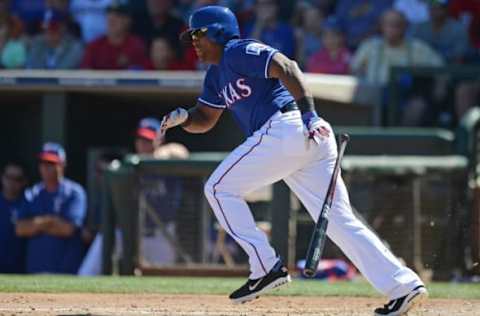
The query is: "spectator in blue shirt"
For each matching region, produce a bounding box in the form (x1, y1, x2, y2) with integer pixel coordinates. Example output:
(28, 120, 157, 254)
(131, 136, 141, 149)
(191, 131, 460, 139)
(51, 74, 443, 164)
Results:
(411, 0, 470, 63)
(243, 0, 295, 59)
(0, 161, 28, 273)
(16, 142, 87, 274)
(335, 0, 393, 50)
(26, 9, 84, 69)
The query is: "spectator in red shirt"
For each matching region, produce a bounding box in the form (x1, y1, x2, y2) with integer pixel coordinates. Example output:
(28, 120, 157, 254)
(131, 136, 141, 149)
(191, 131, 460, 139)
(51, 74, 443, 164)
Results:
(306, 18, 351, 75)
(80, 2, 148, 70)
(146, 36, 196, 70)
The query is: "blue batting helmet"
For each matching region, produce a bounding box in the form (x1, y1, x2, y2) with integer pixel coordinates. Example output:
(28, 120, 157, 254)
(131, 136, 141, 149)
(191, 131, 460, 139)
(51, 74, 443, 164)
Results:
(180, 6, 240, 45)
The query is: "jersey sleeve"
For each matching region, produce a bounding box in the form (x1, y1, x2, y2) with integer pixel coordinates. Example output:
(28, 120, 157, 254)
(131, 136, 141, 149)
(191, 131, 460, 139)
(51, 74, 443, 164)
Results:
(198, 66, 226, 109)
(63, 185, 87, 227)
(227, 42, 278, 79)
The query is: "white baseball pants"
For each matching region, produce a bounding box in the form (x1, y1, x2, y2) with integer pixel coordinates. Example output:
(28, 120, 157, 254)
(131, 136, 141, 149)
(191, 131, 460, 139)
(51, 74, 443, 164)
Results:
(204, 110, 424, 300)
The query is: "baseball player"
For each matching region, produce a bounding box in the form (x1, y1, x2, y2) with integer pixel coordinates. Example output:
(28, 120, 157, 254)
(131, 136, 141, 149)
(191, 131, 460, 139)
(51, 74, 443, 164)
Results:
(159, 6, 427, 315)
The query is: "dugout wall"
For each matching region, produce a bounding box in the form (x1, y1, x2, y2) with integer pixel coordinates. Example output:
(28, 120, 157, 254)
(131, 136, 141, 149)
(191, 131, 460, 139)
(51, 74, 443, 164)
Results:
(0, 70, 376, 185)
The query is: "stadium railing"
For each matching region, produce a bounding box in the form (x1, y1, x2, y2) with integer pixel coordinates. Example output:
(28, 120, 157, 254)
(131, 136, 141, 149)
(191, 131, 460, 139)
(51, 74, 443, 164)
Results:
(388, 65, 480, 126)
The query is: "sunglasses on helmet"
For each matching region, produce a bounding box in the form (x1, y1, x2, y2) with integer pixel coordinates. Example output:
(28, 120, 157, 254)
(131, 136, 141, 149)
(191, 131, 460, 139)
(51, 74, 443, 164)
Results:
(190, 27, 208, 40)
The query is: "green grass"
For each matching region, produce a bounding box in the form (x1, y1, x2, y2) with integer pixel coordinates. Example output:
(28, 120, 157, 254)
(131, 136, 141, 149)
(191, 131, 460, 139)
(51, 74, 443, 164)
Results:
(0, 275, 479, 300)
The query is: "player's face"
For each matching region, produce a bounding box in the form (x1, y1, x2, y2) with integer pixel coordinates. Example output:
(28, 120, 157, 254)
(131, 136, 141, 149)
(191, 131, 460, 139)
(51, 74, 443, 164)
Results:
(191, 30, 221, 64)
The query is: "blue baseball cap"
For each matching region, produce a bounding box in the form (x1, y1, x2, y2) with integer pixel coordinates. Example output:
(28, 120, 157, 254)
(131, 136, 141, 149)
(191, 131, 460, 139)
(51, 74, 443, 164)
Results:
(38, 142, 66, 164)
(136, 117, 161, 141)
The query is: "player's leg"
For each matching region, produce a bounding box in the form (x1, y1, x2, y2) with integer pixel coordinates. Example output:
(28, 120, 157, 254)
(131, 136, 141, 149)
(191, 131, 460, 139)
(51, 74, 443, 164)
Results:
(286, 172, 426, 288)
(284, 123, 426, 314)
(204, 123, 281, 280)
(204, 112, 304, 302)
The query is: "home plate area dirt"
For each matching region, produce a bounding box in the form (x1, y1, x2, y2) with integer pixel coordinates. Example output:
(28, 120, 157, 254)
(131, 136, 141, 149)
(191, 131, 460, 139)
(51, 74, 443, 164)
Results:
(0, 293, 479, 316)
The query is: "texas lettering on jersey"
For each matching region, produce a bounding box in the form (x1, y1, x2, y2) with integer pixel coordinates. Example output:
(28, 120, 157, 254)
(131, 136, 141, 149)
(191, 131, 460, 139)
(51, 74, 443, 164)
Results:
(220, 78, 252, 108)
(199, 39, 294, 136)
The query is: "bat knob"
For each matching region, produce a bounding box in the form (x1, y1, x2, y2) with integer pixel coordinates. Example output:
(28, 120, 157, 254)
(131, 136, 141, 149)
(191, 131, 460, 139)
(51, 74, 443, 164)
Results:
(303, 268, 316, 278)
(340, 133, 350, 142)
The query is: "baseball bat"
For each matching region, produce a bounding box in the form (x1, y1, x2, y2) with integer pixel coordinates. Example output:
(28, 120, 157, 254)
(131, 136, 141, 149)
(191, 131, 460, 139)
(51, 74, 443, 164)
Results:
(303, 133, 350, 278)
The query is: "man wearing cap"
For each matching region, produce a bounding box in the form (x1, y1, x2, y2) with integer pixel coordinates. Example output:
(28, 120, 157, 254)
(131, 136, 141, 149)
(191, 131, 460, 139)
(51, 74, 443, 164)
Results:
(27, 8, 84, 69)
(78, 119, 188, 274)
(16, 142, 87, 274)
(135, 117, 189, 158)
(135, 117, 189, 266)
(80, 0, 148, 70)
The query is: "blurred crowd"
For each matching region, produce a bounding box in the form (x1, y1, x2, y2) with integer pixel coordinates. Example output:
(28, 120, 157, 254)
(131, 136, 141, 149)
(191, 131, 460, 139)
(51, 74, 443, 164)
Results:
(0, 0, 478, 125)
(0, 118, 189, 274)
(0, 0, 478, 71)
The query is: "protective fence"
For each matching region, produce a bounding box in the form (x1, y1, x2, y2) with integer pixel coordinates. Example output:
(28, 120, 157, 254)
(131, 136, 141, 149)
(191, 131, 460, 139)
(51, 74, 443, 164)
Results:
(101, 153, 470, 280)
(341, 157, 468, 281)
(137, 174, 208, 267)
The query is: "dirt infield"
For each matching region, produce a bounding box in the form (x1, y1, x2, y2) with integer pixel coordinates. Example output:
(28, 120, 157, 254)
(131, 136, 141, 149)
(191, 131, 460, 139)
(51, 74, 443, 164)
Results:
(0, 293, 479, 316)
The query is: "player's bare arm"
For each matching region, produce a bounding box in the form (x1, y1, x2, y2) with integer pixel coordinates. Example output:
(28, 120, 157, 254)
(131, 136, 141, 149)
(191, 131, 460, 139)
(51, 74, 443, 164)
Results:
(268, 52, 329, 142)
(157, 102, 223, 141)
(182, 102, 223, 133)
(268, 52, 313, 103)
